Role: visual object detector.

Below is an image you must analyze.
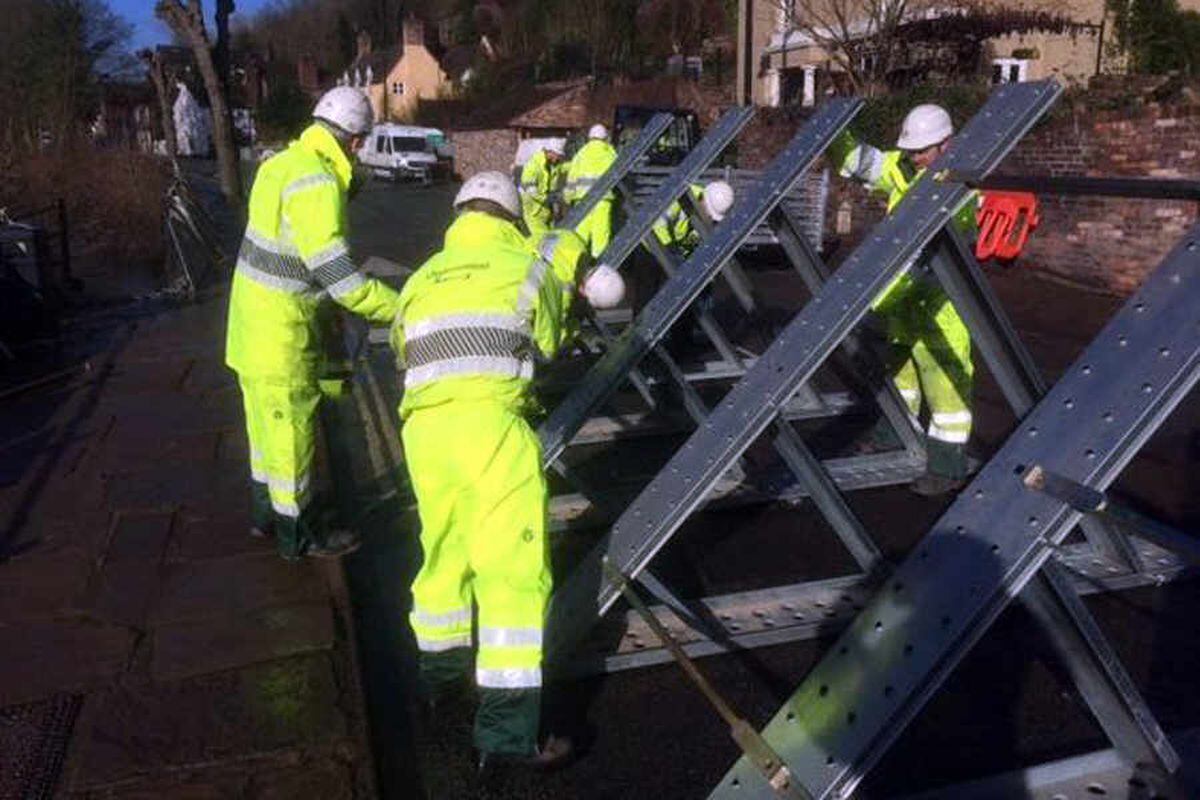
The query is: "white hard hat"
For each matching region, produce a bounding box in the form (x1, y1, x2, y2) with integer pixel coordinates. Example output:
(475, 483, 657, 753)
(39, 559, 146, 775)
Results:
(702, 180, 734, 222)
(581, 264, 625, 309)
(896, 104, 953, 151)
(588, 123, 608, 140)
(313, 86, 373, 137)
(454, 170, 521, 219)
(545, 139, 566, 156)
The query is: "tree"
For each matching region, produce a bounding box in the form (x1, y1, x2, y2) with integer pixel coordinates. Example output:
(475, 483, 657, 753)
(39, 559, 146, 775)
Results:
(762, 0, 1087, 95)
(156, 0, 243, 203)
(0, 0, 133, 152)
(1108, 0, 1200, 76)
(140, 48, 179, 158)
(636, 0, 729, 56)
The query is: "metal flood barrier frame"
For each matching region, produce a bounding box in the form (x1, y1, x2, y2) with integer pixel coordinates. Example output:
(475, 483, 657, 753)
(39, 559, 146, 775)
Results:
(542, 97, 931, 551)
(533, 77, 1198, 795)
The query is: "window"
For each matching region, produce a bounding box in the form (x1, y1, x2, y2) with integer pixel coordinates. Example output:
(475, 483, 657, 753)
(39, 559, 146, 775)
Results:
(392, 136, 428, 153)
(992, 58, 1029, 84)
(392, 81, 405, 96)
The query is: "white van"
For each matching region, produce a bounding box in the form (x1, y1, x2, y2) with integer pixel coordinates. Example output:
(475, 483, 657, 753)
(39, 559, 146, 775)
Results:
(358, 123, 446, 182)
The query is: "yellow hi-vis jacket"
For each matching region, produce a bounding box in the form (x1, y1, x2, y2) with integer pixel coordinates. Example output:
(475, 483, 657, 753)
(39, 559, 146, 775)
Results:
(563, 139, 617, 205)
(652, 184, 705, 254)
(390, 213, 584, 419)
(825, 130, 977, 309)
(519, 149, 561, 229)
(226, 123, 401, 384)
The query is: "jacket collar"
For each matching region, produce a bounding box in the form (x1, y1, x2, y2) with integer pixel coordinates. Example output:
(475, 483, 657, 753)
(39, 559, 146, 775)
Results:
(444, 211, 530, 252)
(298, 123, 353, 191)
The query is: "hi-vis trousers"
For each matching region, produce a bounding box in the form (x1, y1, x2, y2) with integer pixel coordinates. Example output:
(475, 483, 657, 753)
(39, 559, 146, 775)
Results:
(238, 377, 322, 557)
(402, 401, 551, 756)
(875, 273, 974, 478)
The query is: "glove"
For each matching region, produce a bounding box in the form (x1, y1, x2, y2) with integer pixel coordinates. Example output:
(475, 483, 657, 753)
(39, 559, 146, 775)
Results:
(580, 264, 625, 309)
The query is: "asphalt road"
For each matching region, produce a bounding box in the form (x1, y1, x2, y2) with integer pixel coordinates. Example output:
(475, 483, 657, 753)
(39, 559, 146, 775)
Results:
(338, 178, 1200, 800)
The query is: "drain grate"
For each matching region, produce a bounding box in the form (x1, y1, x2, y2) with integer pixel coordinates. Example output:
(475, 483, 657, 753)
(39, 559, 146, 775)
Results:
(0, 693, 82, 800)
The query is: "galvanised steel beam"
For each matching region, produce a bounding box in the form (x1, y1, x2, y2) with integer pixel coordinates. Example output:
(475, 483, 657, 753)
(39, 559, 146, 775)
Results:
(928, 229, 1143, 572)
(538, 97, 864, 466)
(565, 538, 1194, 676)
(560, 112, 674, 230)
(587, 107, 755, 270)
(710, 220, 1200, 799)
(545, 81, 1062, 657)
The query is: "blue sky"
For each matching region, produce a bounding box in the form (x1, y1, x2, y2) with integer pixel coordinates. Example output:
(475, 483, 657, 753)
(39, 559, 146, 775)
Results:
(110, 0, 276, 51)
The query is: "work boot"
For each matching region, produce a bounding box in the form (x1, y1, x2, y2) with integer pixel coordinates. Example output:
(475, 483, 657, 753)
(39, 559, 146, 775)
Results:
(477, 734, 575, 779)
(249, 523, 274, 540)
(909, 473, 966, 497)
(306, 529, 361, 558)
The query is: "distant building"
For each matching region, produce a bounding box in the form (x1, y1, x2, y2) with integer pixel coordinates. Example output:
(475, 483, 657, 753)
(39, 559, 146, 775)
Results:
(749, 0, 1200, 107)
(338, 17, 456, 123)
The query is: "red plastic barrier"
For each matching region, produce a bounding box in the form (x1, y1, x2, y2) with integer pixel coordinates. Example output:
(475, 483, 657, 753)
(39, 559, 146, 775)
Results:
(976, 191, 1040, 262)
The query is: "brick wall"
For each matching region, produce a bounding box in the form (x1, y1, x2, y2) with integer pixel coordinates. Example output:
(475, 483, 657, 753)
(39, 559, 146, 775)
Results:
(733, 99, 1200, 294)
(997, 105, 1200, 294)
(447, 128, 519, 181)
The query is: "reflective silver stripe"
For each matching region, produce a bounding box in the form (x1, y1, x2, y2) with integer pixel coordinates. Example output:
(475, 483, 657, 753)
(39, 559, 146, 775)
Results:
(476, 666, 542, 689)
(326, 271, 367, 299)
(239, 237, 309, 281)
(407, 313, 528, 340)
(244, 227, 300, 257)
(898, 388, 920, 400)
(270, 496, 300, 518)
(412, 606, 472, 628)
(264, 471, 311, 496)
(307, 240, 350, 269)
(479, 627, 543, 648)
(312, 253, 359, 289)
(250, 464, 267, 482)
(236, 259, 311, 294)
(405, 356, 533, 389)
(842, 143, 885, 185)
(282, 173, 336, 200)
(931, 410, 972, 424)
(416, 633, 473, 652)
(928, 425, 970, 443)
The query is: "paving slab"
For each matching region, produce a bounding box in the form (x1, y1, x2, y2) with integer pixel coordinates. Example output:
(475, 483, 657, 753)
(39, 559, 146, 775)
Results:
(0, 621, 135, 706)
(0, 551, 93, 622)
(152, 553, 320, 624)
(151, 603, 336, 682)
(103, 466, 246, 514)
(105, 511, 174, 562)
(80, 559, 164, 630)
(94, 429, 221, 472)
(165, 512, 273, 562)
(69, 653, 351, 790)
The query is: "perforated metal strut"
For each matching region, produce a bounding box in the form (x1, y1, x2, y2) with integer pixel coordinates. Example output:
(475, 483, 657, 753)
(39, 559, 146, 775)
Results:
(711, 224, 1200, 799)
(538, 97, 864, 466)
(544, 81, 1063, 659)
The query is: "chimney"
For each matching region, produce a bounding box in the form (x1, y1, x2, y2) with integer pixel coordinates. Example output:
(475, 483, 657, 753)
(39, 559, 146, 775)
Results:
(297, 55, 318, 94)
(403, 15, 425, 47)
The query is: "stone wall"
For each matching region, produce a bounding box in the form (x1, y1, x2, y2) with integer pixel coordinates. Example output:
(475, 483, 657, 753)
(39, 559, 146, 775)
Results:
(734, 98, 1200, 295)
(447, 128, 519, 181)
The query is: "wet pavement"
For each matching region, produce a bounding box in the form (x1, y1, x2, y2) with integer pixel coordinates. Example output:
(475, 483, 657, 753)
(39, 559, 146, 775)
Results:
(0, 300, 374, 793)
